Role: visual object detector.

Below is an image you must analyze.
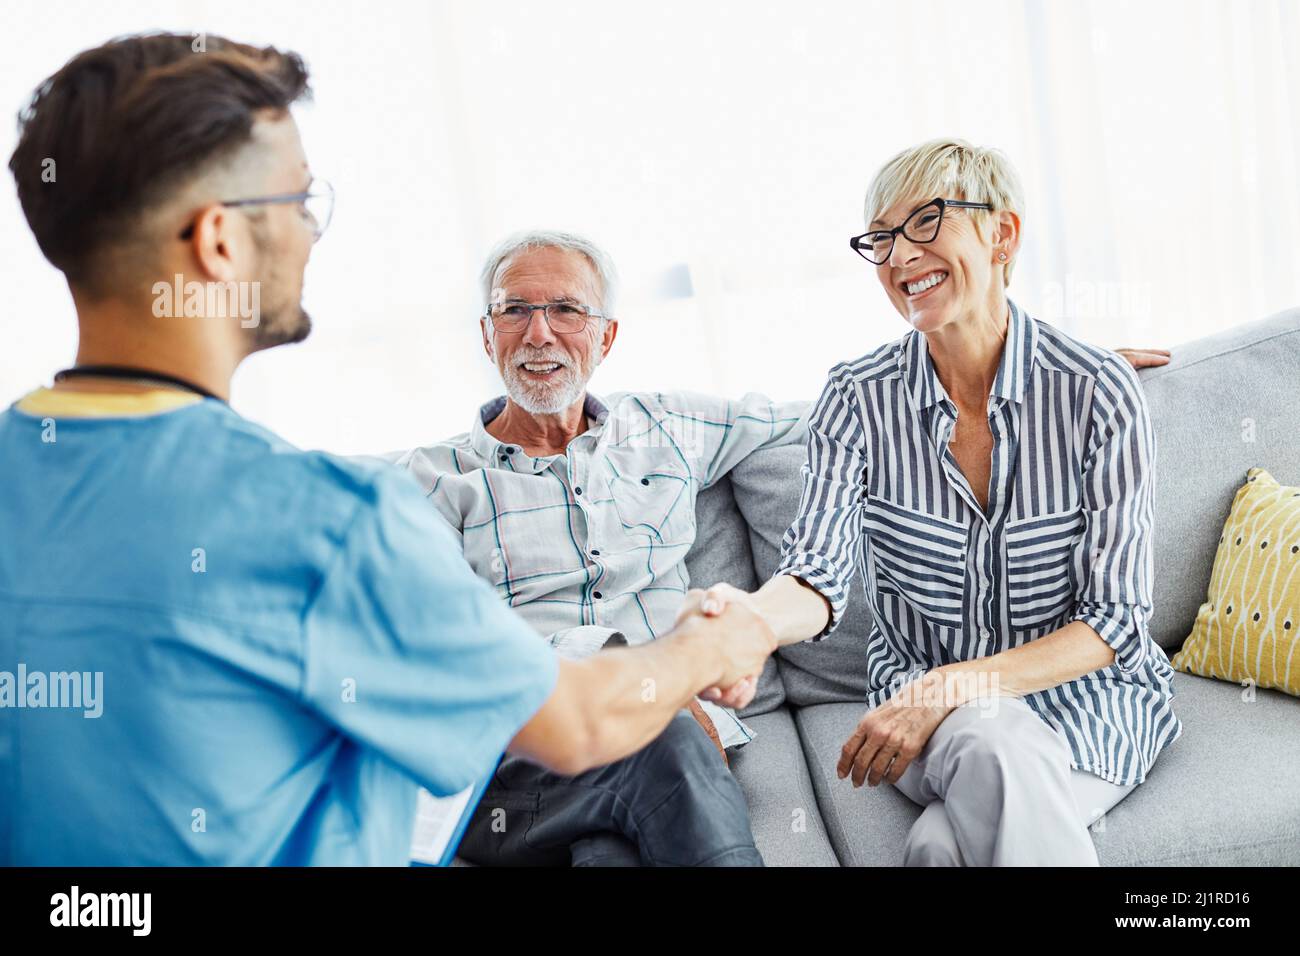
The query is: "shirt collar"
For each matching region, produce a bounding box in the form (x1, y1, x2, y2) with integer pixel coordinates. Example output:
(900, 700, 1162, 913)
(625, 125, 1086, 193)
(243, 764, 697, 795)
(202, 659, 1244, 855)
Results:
(900, 298, 1038, 412)
(470, 392, 611, 464)
(13, 386, 202, 419)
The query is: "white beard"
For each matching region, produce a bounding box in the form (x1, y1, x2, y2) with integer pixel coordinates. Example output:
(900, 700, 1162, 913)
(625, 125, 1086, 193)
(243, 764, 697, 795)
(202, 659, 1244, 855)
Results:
(499, 348, 601, 415)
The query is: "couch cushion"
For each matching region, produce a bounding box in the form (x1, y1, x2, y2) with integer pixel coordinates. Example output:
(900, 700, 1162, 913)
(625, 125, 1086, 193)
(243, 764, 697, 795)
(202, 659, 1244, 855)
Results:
(792, 671, 1300, 866)
(1141, 307, 1300, 652)
(728, 706, 839, 866)
(1088, 671, 1300, 865)
(731, 442, 877, 706)
(788, 701, 921, 866)
(688, 475, 784, 716)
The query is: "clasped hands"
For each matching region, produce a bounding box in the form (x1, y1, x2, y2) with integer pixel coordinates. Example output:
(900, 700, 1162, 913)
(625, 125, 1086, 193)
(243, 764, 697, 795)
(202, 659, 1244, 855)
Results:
(673, 584, 773, 711)
(679, 582, 959, 788)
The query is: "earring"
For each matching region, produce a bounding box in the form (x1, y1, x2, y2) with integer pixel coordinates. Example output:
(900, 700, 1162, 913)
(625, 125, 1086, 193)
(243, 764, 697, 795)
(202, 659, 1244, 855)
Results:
(998, 252, 1008, 261)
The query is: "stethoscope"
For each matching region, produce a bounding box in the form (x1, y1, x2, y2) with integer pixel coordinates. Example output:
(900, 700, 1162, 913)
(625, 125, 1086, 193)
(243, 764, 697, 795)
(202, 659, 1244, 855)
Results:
(53, 365, 224, 402)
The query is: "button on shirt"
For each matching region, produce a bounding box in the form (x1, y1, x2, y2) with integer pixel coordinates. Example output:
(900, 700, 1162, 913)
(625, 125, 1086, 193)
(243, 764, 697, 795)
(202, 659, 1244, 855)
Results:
(0, 388, 557, 865)
(774, 300, 1183, 786)
(395, 390, 809, 748)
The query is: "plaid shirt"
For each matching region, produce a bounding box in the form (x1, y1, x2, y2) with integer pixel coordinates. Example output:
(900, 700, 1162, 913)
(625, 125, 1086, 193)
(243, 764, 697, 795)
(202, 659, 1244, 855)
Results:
(395, 390, 809, 748)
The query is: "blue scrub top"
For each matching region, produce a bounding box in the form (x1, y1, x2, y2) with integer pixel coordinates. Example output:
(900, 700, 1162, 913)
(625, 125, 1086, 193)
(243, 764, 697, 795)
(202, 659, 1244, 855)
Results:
(0, 389, 558, 865)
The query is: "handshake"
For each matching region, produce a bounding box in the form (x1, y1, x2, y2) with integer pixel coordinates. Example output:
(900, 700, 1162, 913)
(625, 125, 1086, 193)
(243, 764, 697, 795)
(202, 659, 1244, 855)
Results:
(556, 577, 824, 775)
(672, 583, 776, 712)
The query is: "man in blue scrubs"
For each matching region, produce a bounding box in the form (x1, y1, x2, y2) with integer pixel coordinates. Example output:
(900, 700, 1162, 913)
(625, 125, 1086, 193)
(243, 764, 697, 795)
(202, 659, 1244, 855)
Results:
(0, 33, 775, 866)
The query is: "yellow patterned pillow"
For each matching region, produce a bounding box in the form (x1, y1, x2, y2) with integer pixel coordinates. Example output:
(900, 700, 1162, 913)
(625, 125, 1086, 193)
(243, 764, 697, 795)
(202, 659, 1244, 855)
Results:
(1171, 467, 1300, 695)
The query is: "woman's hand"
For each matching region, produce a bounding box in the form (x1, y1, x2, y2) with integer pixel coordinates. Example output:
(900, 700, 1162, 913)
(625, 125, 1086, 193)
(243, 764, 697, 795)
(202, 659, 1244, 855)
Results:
(837, 675, 954, 788)
(677, 582, 758, 621)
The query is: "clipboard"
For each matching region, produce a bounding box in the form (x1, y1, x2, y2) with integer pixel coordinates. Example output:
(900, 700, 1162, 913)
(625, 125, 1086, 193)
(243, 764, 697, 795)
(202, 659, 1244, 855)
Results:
(409, 775, 491, 867)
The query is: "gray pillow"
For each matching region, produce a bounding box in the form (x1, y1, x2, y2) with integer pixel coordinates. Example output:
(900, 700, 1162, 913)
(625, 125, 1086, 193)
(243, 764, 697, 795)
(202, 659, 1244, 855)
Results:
(687, 475, 785, 716)
(1140, 307, 1300, 652)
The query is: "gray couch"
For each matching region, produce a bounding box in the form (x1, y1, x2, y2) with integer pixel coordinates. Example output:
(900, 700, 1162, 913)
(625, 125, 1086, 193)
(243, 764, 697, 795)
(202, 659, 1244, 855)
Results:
(685, 307, 1300, 866)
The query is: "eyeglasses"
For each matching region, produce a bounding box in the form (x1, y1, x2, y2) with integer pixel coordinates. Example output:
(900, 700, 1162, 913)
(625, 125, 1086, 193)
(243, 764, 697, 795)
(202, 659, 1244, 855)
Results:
(486, 301, 607, 334)
(178, 179, 335, 243)
(850, 197, 992, 265)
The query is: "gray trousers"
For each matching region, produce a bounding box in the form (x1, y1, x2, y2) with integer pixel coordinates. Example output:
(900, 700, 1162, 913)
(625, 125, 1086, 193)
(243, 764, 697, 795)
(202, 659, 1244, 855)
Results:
(458, 710, 763, 867)
(891, 696, 1137, 866)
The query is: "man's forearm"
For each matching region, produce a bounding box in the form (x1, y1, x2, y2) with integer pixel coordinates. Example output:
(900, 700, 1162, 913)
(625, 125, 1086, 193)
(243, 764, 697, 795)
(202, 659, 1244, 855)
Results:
(570, 620, 728, 764)
(509, 616, 727, 774)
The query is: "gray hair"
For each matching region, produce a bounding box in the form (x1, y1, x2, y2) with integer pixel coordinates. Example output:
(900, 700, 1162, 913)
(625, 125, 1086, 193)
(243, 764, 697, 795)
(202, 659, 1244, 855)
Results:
(478, 229, 619, 317)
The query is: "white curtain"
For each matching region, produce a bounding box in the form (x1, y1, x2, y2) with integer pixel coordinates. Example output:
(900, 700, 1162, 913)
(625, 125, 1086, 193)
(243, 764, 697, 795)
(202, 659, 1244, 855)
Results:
(1, 0, 1296, 454)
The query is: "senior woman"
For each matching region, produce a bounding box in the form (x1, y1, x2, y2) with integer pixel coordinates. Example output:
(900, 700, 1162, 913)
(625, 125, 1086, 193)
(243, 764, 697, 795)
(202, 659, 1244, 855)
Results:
(691, 139, 1183, 866)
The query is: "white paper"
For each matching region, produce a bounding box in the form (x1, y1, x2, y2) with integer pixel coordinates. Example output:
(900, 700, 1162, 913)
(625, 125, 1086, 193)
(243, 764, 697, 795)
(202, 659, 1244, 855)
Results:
(409, 785, 475, 865)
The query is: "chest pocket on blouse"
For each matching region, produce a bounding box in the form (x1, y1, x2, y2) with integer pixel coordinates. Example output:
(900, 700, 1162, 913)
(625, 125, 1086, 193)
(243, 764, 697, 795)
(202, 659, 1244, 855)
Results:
(609, 467, 695, 547)
(1003, 507, 1085, 630)
(864, 494, 969, 630)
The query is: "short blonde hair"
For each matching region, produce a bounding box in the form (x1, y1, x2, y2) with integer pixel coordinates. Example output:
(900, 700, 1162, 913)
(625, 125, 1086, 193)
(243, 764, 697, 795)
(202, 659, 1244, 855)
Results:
(864, 138, 1026, 286)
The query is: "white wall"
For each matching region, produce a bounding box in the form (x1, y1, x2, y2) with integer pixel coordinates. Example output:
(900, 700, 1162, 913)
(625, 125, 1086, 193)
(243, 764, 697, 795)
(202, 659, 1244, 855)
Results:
(2, 0, 1297, 454)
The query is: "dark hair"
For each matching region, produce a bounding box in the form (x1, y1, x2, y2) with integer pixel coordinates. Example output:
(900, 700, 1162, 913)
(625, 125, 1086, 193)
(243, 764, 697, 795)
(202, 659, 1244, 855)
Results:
(8, 32, 310, 288)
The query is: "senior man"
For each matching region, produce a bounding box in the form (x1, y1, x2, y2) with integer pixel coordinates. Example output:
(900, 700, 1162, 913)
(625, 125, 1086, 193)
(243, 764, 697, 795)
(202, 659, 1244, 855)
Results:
(395, 231, 815, 866)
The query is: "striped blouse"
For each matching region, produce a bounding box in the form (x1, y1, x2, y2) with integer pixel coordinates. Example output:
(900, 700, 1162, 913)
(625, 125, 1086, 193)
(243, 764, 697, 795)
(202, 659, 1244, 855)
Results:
(773, 299, 1183, 786)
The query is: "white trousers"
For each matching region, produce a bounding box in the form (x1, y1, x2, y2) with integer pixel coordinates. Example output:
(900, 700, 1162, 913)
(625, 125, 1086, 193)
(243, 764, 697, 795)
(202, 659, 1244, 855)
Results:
(891, 696, 1137, 866)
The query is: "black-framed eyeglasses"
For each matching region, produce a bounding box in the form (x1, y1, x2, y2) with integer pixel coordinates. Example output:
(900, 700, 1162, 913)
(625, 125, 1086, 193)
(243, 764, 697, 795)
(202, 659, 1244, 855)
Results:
(486, 301, 608, 335)
(178, 179, 335, 242)
(850, 197, 992, 265)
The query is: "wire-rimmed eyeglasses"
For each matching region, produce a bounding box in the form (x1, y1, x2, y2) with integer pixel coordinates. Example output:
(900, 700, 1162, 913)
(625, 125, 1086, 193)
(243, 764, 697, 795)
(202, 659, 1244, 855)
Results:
(486, 301, 607, 334)
(178, 179, 335, 243)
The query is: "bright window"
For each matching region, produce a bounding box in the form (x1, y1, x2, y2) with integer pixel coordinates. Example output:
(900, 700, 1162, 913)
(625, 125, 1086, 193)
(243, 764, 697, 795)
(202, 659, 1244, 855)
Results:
(2, 0, 1297, 453)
